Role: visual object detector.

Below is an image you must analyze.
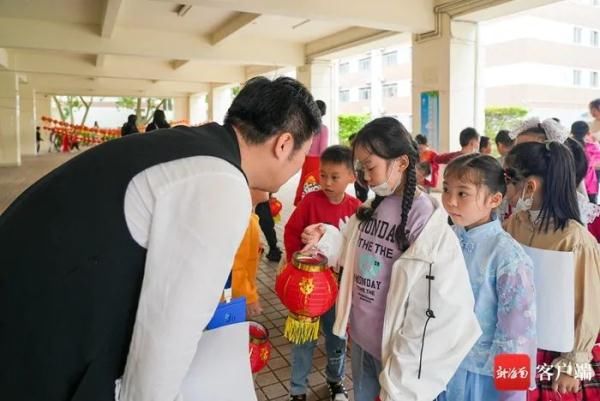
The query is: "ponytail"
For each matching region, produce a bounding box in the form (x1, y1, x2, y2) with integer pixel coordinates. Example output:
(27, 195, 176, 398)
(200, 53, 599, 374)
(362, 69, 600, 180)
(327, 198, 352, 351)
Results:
(506, 141, 581, 233)
(540, 141, 581, 231)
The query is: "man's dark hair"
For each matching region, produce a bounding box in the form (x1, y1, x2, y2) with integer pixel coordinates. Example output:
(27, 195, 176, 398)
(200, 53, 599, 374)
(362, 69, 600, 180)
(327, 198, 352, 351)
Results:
(321, 145, 353, 171)
(495, 129, 513, 147)
(590, 98, 600, 110)
(225, 76, 321, 150)
(479, 136, 490, 151)
(415, 134, 428, 145)
(316, 100, 327, 117)
(571, 120, 590, 140)
(459, 127, 480, 147)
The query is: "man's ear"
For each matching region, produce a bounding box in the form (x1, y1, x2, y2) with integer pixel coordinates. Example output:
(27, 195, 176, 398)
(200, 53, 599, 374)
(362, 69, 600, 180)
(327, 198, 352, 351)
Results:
(273, 132, 294, 160)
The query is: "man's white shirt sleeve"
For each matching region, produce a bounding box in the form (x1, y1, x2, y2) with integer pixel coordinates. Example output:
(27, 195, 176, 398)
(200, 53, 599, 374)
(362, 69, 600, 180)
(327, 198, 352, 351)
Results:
(119, 156, 251, 401)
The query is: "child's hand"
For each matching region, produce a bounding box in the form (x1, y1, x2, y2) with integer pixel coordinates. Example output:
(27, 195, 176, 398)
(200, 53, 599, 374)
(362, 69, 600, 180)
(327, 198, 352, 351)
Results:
(247, 301, 263, 317)
(300, 223, 326, 250)
(552, 372, 581, 394)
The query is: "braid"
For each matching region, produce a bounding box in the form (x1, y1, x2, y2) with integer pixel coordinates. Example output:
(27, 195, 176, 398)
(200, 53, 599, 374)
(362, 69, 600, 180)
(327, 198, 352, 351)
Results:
(396, 155, 417, 252)
(356, 195, 384, 222)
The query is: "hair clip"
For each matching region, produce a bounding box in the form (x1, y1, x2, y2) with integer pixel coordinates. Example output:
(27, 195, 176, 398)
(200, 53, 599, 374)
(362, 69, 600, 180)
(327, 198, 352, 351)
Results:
(509, 117, 569, 143)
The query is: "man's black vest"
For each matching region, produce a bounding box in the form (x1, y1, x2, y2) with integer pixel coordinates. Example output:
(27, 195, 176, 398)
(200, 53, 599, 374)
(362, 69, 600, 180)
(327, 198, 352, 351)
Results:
(0, 123, 245, 401)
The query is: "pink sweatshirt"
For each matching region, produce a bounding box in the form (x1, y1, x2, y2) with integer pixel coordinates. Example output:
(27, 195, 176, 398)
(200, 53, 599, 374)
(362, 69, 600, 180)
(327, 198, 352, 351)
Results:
(308, 124, 329, 156)
(584, 142, 600, 195)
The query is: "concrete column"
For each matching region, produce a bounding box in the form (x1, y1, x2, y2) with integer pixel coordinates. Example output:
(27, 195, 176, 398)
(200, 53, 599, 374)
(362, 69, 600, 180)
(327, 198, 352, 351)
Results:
(0, 70, 20, 166)
(36, 93, 51, 127)
(19, 82, 36, 155)
(412, 14, 484, 152)
(206, 90, 214, 123)
(208, 84, 234, 124)
(297, 60, 334, 144)
(189, 93, 208, 126)
(173, 96, 190, 124)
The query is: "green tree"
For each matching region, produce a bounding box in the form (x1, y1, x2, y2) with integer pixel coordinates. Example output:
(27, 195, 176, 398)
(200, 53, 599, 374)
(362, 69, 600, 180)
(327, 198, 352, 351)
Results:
(116, 97, 173, 125)
(52, 96, 95, 125)
(337, 114, 371, 144)
(484, 106, 528, 138)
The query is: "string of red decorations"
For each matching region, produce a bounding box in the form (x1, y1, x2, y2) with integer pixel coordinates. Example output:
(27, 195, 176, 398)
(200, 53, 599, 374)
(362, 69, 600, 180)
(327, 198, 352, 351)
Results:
(40, 116, 191, 147)
(41, 116, 120, 146)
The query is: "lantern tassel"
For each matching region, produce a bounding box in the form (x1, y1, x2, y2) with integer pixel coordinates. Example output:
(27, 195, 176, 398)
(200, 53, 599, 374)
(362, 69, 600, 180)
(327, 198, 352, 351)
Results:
(284, 315, 320, 344)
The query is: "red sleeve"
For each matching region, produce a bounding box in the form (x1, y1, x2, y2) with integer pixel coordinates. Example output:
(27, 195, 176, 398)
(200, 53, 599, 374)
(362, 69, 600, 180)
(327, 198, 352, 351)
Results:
(284, 199, 308, 262)
(588, 215, 600, 243)
(433, 151, 458, 165)
(429, 161, 439, 188)
(319, 125, 329, 154)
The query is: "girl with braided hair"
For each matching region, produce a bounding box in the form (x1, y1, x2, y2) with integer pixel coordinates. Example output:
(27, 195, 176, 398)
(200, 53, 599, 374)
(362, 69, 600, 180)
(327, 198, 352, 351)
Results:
(300, 117, 481, 401)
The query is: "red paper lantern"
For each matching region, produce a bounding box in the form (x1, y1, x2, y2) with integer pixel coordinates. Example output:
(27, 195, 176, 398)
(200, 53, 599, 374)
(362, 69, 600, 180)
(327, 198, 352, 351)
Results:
(248, 321, 271, 374)
(275, 251, 338, 344)
(269, 197, 283, 223)
(269, 197, 282, 217)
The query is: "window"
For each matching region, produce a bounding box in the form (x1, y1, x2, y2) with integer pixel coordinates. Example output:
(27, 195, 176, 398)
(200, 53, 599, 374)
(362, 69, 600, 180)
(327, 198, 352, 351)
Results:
(383, 83, 398, 98)
(358, 57, 371, 72)
(339, 62, 350, 75)
(573, 27, 582, 44)
(573, 69, 582, 86)
(383, 51, 398, 66)
(339, 89, 350, 102)
(592, 31, 599, 47)
(592, 71, 599, 87)
(358, 87, 371, 101)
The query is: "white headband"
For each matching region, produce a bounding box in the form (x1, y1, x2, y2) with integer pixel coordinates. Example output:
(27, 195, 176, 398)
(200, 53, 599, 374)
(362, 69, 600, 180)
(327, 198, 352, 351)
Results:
(509, 117, 569, 144)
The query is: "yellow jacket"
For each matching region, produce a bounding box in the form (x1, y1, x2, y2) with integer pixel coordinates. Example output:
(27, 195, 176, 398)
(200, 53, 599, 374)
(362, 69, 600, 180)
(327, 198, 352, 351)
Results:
(232, 214, 261, 304)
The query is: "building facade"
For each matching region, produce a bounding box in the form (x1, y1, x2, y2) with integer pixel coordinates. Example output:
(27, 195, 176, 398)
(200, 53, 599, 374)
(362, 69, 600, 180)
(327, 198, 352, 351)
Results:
(335, 0, 600, 132)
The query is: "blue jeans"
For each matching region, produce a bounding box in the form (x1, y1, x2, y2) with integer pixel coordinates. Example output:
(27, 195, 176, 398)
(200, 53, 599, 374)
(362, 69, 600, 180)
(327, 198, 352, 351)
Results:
(351, 341, 382, 401)
(290, 306, 346, 395)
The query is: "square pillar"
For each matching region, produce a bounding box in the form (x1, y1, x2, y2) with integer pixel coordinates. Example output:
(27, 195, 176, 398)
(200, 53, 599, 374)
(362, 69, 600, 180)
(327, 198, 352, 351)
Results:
(173, 96, 190, 124)
(36, 93, 51, 128)
(189, 93, 208, 126)
(412, 14, 485, 152)
(0, 71, 20, 166)
(20, 82, 36, 156)
(297, 60, 335, 144)
(207, 84, 234, 124)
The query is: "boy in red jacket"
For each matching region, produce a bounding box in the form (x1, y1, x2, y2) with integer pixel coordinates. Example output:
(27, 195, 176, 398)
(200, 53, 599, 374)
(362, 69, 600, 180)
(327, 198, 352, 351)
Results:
(284, 145, 361, 401)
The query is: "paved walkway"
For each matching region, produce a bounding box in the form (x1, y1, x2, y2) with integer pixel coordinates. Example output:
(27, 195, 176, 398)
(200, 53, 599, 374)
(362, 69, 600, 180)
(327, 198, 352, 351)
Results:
(0, 150, 354, 401)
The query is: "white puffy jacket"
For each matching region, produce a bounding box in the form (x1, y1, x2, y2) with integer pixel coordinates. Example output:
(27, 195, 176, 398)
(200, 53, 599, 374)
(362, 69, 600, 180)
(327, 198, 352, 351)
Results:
(317, 198, 482, 401)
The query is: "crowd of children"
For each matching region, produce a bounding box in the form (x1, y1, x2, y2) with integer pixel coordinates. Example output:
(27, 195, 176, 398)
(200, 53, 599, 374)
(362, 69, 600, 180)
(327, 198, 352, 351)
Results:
(229, 99, 600, 401)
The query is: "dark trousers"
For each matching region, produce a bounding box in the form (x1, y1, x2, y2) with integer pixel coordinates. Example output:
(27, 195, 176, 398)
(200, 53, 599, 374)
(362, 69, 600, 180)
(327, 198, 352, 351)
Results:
(255, 200, 278, 250)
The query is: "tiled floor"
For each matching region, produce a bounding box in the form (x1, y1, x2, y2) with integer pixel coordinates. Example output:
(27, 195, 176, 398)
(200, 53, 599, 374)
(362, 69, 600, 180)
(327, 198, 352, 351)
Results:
(0, 149, 354, 401)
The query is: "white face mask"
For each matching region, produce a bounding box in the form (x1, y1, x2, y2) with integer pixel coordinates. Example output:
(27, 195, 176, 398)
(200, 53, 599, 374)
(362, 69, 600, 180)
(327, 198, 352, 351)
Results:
(370, 160, 401, 197)
(496, 198, 510, 220)
(514, 186, 534, 214)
